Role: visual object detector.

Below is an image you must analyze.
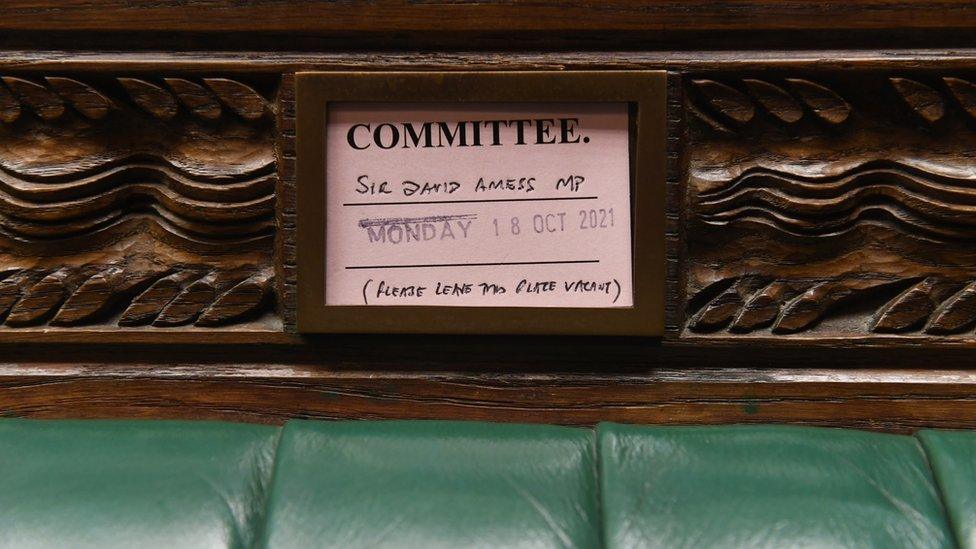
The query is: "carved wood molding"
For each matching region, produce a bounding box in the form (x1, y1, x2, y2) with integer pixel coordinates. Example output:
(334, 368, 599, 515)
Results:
(0, 73, 278, 331)
(687, 275, 976, 336)
(0, 261, 273, 328)
(681, 71, 976, 341)
(0, 76, 271, 123)
(689, 76, 976, 132)
(5, 57, 976, 342)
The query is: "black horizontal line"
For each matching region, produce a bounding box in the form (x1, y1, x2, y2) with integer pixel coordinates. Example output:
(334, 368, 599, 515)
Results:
(343, 196, 599, 206)
(346, 260, 600, 270)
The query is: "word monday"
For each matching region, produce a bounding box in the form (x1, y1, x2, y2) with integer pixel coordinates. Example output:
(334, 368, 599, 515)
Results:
(346, 118, 587, 150)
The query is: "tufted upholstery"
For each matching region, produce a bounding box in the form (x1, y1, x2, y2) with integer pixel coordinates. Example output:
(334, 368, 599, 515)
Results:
(2, 419, 974, 548)
(259, 420, 600, 549)
(919, 430, 976, 549)
(600, 424, 953, 549)
(0, 419, 278, 549)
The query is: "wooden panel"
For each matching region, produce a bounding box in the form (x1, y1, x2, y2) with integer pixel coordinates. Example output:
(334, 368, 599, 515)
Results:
(0, 73, 278, 330)
(3, 52, 976, 346)
(0, 1, 973, 34)
(681, 72, 976, 343)
(2, 50, 976, 74)
(2, 361, 975, 433)
(0, 45, 972, 428)
(0, 318, 973, 430)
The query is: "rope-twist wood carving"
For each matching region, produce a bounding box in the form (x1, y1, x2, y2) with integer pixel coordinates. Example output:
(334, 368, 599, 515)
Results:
(0, 76, 270, 122)
(0, 264, 272, 327)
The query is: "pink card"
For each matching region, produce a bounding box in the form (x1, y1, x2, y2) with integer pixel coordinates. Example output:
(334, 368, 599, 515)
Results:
(324, 102, 633, 308)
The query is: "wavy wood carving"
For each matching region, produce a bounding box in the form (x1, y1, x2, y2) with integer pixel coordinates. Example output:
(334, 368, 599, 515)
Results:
(0, 160, 275, 252)
(0, 74, 278, 330)
(697, 162, 976, 241)
(683, 72, 976, 341)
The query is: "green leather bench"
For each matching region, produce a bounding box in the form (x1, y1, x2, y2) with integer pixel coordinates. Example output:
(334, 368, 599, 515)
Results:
(1, 419, 971, 548)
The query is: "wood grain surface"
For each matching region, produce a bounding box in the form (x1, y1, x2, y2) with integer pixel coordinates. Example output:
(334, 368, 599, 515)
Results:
(0, 1, 973, 33)
(4, 356, 976, 433)
(0, 2, 972, 52)
(1, 335, 975, 432)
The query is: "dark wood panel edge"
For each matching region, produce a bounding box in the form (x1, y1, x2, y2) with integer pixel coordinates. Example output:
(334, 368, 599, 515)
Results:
(2, 366, 974, 433)
(3, 328, 976, 348)
(0, 1, 973, 34)
(3, 337, 976, 372)
(5, 49, 976, 72)
(4, 332, 976, 348)
(0, 331, 299, 345)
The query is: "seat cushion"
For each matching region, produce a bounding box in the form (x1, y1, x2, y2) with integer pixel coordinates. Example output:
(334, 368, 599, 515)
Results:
(598, 423, 953, 549)
(0, 419, 279, 549)
(258, 420, 600, 549)
(918, 430, 976, 548)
